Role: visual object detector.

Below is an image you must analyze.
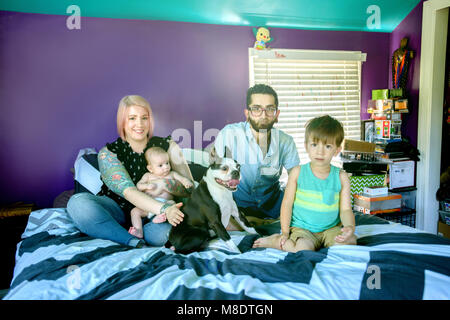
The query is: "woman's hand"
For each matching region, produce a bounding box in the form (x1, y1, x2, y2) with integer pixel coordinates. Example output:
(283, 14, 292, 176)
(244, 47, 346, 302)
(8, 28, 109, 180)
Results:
(165, 202, 184, 227)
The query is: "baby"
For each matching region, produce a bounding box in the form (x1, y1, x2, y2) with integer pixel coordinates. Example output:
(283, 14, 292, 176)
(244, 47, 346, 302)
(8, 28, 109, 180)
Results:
(128, 146, 193, 238)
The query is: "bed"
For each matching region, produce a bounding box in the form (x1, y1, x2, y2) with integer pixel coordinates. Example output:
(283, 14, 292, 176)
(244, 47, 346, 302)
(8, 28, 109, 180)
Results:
(3, 206, 450, 300)
(3, 149, 450, 300)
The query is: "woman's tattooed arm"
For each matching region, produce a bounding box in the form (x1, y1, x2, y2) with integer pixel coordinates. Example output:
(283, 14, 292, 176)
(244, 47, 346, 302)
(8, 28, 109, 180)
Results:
(162, 178, 192, 197)
(98, 146, 135, 197)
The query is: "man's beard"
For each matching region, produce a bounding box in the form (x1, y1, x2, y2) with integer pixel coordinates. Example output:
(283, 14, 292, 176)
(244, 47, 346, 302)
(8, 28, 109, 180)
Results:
(248, 116, 276, 133)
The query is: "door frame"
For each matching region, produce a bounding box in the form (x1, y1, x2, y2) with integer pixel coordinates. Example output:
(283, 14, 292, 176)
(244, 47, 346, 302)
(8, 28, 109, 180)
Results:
(416, 0, 449, 232)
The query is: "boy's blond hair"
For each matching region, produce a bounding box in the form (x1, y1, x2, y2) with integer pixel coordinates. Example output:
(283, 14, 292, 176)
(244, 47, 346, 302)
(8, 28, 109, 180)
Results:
(305, 115, 344, 147)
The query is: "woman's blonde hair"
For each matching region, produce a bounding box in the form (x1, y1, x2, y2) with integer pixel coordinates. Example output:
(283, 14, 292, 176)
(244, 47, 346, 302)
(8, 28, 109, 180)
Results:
(116, 95, 154, 141)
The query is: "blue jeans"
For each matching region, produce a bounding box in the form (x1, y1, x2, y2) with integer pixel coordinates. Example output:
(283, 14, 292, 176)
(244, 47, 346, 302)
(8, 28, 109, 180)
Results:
(66, 192, 172, 247)
(234, 189, 284, 219)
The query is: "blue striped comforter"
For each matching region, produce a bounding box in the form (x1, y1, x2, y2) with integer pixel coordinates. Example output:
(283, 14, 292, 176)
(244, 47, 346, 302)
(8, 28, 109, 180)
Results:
(4, 208, 450, 300)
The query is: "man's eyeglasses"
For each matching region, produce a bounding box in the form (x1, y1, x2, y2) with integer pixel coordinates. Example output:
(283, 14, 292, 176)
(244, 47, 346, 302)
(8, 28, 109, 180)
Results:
(247, 106, 278, 117)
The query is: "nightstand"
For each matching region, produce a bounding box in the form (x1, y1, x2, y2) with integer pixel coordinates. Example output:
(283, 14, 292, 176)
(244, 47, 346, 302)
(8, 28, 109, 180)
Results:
(0, 203, 36, 289)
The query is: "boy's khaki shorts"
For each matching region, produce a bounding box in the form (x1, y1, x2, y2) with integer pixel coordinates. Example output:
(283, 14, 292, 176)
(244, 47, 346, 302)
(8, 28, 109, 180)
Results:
(289, 225, 343, 250)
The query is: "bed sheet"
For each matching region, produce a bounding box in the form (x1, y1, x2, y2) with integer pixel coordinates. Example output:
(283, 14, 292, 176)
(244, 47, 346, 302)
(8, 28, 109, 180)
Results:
(4, 208, 450, 300)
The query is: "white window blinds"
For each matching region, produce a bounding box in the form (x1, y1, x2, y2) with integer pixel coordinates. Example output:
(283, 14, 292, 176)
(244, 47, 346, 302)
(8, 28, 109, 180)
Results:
(249, 48, 366, 164)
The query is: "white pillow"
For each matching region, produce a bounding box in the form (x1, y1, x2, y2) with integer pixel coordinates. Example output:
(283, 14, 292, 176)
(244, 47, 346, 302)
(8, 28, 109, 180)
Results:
(74, 148, 102, 194)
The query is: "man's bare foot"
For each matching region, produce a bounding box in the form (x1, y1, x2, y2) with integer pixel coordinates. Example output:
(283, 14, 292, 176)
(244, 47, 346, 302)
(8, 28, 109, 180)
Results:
(152, 213, 167, 224)
(128, 227, 143, 239)
(252, 234, 282, 249)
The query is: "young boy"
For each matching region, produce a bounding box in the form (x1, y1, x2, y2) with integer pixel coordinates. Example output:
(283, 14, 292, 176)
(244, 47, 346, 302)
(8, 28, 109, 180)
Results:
(253, 115, 357, 252)
(128, 146, 193, 238)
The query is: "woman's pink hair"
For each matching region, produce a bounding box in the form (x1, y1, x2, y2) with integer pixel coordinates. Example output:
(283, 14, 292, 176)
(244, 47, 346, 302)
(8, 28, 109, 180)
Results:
(116, 95, 154, 141)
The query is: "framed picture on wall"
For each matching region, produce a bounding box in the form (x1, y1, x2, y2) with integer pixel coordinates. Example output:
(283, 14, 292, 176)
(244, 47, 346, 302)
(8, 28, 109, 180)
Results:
(361, 120, 375, 143)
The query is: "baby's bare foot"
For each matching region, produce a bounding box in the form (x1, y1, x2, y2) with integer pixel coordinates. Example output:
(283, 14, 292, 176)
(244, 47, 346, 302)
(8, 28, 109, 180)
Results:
(128, 227, 143, 238)
(152, 213, 167, 224)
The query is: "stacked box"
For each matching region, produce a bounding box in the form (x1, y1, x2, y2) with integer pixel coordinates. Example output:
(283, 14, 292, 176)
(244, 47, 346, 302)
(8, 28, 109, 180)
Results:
(389, 88, 403, 98)
(372, 89, 389, 100)
(367, 99, 393, 113)
(342, 139, 376, 153)
(375, 120, 388, 139)
(389, 160, 415, 189)
(353, 193, 402, 215)
(394, 99, 408, 111)
(349, 174, 386, 205)
(363, 186, 388, 196)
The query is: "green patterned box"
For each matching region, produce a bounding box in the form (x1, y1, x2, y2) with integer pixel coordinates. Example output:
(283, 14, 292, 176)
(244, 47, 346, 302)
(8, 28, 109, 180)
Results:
(349, 174, 386, 205)
(372, 89, 389, 100)
(389, 88, 403, 98)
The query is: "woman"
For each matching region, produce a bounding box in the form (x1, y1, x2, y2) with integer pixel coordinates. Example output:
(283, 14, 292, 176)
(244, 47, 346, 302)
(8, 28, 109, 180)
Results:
(67, 95, 193, 247)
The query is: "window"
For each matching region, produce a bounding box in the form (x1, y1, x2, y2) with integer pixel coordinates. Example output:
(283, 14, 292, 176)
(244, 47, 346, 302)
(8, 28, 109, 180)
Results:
(249, 48, 366, 164)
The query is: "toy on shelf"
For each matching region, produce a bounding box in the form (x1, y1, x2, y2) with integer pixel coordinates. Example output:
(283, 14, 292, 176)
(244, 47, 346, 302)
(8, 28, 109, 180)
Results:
(253, 27, 272, 50)
(374, 120, 401, 140)
(392, 37, 414, 94)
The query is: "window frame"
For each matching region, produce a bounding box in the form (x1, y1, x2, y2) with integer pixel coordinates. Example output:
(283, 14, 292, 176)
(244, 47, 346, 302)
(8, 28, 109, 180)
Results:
(249, 48, 366, 165)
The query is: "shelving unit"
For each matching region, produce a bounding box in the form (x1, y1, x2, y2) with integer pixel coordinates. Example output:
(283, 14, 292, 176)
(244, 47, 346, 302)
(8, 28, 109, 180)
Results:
(376, 207, 416, 228)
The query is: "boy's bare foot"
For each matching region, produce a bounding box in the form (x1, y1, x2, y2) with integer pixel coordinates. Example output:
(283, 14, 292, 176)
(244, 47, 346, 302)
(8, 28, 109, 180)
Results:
(252, 234, 281, 249)
(128, 227, 144, 239)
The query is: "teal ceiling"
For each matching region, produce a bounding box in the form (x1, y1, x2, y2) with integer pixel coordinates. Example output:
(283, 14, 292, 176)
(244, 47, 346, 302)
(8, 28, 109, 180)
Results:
(0, 0, 421, 32)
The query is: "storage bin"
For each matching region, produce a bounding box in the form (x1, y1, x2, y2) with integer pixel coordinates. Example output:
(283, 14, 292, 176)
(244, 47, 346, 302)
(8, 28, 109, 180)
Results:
(439, 210, 450, 225)
(349, 174, 386, 205)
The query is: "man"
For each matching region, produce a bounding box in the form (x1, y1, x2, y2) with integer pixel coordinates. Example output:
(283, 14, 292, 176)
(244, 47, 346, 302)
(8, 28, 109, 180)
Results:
(214, 84, 300, 219)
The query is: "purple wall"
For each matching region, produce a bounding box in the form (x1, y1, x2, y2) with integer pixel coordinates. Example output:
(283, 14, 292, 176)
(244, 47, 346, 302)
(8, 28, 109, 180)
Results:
(389, 1, 423, 147)
(0, 11, 392, 208)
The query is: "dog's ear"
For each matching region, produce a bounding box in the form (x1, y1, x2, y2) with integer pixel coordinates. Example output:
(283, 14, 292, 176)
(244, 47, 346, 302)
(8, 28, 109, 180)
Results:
(209, 147, 218, 165)
(224, 146, 233, 159)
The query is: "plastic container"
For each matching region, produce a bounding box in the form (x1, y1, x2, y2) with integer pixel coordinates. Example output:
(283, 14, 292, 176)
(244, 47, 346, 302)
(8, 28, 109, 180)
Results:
(439, 210, 450, 226)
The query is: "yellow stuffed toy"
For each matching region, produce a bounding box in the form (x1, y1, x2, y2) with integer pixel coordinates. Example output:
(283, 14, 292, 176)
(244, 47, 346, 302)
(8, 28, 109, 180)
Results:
(253, 27, 271, 50)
